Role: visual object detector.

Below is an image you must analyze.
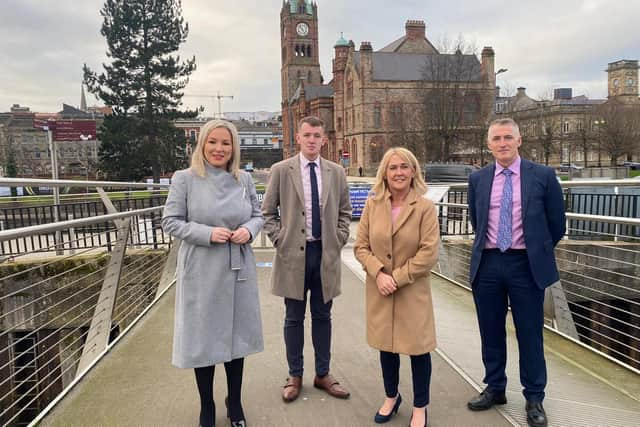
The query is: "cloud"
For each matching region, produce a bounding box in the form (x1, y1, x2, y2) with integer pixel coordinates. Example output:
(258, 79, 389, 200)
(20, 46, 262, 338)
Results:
(1, 0, 639, 114)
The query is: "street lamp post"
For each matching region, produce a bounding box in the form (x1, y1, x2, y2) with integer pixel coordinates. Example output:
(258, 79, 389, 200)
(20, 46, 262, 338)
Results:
(46, 119, 63, 254)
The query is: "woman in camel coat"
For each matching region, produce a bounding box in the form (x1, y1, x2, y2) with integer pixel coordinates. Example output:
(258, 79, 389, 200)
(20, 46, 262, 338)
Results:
(354, 147, 440, 427)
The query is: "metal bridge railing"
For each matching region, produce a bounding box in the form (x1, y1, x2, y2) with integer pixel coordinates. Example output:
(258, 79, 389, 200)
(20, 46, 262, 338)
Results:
(433, 183, 640, 375)
(0, 178, 175, 427)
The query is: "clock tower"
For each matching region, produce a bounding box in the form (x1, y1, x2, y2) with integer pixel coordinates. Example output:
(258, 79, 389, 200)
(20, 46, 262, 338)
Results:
(280, 0, 322, 106)
(607, 60, 639, 103)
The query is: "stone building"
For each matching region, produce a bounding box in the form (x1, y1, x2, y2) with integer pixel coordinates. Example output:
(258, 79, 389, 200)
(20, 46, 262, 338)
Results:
(0, 104, 100, 179)
(498, 60, 640, 167)
(280, 1, 497, 174)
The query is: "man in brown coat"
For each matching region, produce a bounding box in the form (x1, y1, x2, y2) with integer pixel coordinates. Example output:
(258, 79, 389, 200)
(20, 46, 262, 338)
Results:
(262, 116, 352, 402)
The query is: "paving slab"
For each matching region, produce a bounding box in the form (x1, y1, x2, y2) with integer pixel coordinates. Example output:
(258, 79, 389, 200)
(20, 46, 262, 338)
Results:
(41, 250, 510, 427)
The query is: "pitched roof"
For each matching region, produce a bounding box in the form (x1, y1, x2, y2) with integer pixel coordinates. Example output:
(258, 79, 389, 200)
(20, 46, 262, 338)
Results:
(290, 84, 334, 103)
(378, 35, 439, 54)
(352, 52, 481, 82)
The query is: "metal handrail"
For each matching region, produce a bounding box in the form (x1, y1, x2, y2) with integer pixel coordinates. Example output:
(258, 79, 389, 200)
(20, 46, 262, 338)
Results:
(0, 177, 170, 189)
(445, 178, 640, 189)
(0, 206, 162, 241)
(435, 201, 640, 226)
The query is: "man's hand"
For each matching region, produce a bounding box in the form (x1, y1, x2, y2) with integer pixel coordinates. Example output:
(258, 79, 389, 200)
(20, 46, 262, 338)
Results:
(230, 227, 251, 244)
(375, 271, 398, 296)
(210, 227, 232, 243)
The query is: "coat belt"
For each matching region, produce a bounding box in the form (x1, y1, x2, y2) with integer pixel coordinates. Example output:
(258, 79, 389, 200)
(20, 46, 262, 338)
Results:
(229, 243, 248, 282)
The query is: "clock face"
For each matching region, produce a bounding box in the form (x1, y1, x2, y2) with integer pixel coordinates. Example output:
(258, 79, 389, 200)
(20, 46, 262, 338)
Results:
(627, 78, 634, 86)
(613, 78, 620, 87)
(296, 22, 309, 36)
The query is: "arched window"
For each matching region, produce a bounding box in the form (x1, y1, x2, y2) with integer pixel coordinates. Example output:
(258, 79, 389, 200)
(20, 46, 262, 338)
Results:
(370, 136, 385, 164)
(346, 71, 353, 101)
(373, 103, 381, 128)
(308, 70, 312, 84)
(306, 46, 312, 57)
(352, 139, 358, 164)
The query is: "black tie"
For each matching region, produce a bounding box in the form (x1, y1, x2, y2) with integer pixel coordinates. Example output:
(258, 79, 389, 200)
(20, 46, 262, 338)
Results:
(309, 162, 321, 239)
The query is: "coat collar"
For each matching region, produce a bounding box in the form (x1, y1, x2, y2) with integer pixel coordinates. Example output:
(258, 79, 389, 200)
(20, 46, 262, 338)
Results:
(385, 188, 419, 236)
(287, 154, 332, 210)
(288, 154, 304, 206)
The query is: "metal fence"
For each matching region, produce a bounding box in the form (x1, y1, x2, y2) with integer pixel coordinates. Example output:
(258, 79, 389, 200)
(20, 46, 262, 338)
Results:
(0, 179, 174, 427)
(433, 179, 640, 374)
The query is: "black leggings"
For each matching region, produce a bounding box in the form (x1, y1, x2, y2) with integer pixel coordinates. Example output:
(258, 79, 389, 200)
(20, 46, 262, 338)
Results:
(380, 351, 432, 407)
(194, 357, 245, 426)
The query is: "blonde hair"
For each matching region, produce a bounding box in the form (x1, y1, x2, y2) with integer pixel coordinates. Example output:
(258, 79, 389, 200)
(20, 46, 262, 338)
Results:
(371, 147, 427, 200)
(190, 119, 241, 179)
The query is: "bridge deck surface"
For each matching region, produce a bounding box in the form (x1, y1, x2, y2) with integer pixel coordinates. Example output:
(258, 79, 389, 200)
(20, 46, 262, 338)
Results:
(42, 248, 640, 427)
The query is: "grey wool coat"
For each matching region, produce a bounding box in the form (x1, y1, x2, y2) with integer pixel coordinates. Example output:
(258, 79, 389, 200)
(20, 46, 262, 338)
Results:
(162, 165, 264, 368)
(262, 155, 352, 303)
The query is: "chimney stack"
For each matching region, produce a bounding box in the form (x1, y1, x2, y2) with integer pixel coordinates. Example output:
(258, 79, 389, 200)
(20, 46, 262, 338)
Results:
(405, 20, 426, 40)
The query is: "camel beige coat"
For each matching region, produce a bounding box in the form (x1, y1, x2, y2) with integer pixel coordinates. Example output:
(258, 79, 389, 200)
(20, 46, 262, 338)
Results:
(262, 155, 351, 302)
(354, 189, 440, 355)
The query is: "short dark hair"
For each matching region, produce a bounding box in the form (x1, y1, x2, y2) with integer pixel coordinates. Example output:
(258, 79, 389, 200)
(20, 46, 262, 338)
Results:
(487, 117, 520, 138)
(298, 116, 325, 131)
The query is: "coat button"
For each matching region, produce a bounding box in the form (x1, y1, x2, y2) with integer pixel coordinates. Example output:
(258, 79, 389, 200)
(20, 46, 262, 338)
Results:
(300, 246, 304, 251)
(387, 254, 392, 259)
(301, 229, 305, 233)
(302, 211, 305, 216)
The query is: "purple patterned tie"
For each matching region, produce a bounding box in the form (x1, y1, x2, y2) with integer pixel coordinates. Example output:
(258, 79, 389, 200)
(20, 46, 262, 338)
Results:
(497, 169, 513, 252)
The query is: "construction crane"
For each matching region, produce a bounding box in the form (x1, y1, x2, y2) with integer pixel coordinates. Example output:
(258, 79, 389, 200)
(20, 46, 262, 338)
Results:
(184, 91, 234, 118)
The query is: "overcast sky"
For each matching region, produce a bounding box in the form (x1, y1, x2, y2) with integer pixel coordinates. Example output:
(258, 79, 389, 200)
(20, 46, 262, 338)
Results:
(1, 0, 638, 115)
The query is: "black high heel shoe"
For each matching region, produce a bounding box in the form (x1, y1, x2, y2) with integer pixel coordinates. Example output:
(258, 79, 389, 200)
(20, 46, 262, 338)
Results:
(225, 396, 246, 427)
(374, 394, 402, 423)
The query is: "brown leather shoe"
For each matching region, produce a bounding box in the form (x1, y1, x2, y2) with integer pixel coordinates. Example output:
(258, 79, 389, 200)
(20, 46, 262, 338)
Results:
(282, 376, 302, 402)
(313, 373, 350, 399)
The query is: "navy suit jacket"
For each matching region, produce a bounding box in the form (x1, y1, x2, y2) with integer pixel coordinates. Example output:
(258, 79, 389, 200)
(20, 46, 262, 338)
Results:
(468, 158, 566, 289)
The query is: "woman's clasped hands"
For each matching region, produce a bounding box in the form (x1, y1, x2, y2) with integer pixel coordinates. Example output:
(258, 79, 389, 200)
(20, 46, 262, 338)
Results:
(375, 270, 398, 296)
(210, 227, 251, 244)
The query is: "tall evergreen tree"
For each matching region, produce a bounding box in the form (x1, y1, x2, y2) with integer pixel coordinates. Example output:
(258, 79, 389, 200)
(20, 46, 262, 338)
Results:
(84, 0, 196, 181)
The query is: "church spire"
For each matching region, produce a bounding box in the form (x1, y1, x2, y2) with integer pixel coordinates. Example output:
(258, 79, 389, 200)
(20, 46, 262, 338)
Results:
(80, 83, 87, 111)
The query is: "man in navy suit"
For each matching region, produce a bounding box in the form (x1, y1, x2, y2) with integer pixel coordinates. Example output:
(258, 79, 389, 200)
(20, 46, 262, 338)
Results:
(466, 118, 565, 427)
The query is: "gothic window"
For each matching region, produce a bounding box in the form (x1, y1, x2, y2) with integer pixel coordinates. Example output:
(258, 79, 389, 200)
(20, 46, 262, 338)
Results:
(389, 103, 402, 128)
(370, 136, 385, 164)
(352, 139, 358, 164)
(308, 70, 312, 84)
(337, 117, 342, 131)
(307, 46, 312, 57)
(576, 120, 584, 132)
(463, 95, 479, 124)
(346, 71, 353, 101)
(563, 121, 570, 133)
(373, 103, 381, 128)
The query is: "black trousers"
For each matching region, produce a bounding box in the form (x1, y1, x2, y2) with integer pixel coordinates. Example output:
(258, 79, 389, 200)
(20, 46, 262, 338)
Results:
(472, 249, 546, 403)
(284, 241, 332, 377)
(380, 351, 432, 408)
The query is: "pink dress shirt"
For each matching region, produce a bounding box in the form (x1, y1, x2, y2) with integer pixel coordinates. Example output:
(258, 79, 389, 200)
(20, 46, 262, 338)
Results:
(299, 154, 323, 241)
(484, 156, 526, 249)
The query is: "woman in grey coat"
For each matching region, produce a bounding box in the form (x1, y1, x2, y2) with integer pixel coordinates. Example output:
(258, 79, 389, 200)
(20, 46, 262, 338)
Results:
(162, 119, 264, 427)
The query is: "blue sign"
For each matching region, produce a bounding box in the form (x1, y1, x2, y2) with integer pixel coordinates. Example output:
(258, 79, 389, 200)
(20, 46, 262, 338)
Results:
(349, 184, 372, 218)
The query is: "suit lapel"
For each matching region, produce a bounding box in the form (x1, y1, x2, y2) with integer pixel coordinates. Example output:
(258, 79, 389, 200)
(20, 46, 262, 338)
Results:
(478, 164, 496, 232)
(392, 190, 417, 236)
(288, 155, 305, 206)
(520, 159, 534, 220)
(320, 158, 332, 213)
